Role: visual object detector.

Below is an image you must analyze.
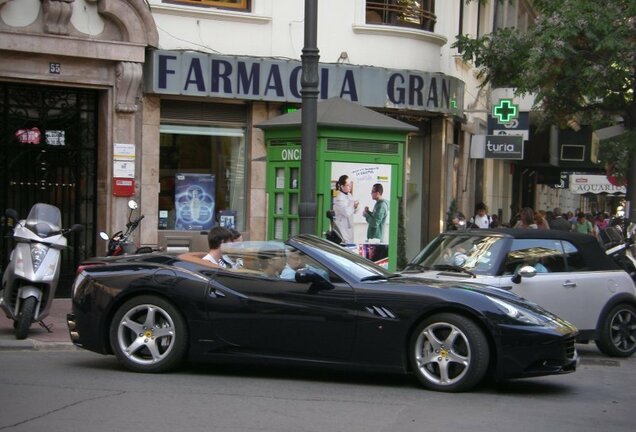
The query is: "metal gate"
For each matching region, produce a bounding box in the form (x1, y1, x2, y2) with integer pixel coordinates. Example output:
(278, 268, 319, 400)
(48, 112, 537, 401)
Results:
(0, 83, 97, 297)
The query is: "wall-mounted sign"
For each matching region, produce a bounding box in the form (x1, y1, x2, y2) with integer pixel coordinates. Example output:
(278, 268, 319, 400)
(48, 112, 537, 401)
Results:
(45, 130, 65, 146)
(569, 174, 626, 195)
(488, 112, 529, 140)
(219, 210, 237, 229)
(484, 135, 524, 160)
(114, 143, 136, 160)
(113, 161, 135, 178)
(492, 99, 519, 124)
(149, 50, 465, 115)
(470, 135, 525, 160)
(113, 143, 136, 196)
(15, 127, 41, 144)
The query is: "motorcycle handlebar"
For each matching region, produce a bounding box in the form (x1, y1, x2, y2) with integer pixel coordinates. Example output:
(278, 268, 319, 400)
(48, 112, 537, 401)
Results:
(126, 214, 145, 229)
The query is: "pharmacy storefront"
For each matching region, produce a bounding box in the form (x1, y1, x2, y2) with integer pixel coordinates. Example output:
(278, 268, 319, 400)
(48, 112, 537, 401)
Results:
(145, 50, 465, 252)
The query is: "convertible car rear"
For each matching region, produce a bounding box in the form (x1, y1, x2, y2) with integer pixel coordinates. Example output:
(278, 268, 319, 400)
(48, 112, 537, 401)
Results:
(67, 234, 578, 392)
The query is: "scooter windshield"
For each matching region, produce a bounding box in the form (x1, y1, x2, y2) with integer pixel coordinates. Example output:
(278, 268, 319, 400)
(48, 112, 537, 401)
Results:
(25, 203, 62, 236)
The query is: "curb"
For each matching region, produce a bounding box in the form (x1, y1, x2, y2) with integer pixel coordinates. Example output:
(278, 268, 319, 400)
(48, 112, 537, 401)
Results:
(0, 339, 77, 351)
(33, 340, 78, 351)
(1, 298, 74, 351)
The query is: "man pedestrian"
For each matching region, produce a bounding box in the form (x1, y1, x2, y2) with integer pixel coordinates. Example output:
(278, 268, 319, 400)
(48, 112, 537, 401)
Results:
(549, 207, 571, 231)
(470, 202, 492, 228)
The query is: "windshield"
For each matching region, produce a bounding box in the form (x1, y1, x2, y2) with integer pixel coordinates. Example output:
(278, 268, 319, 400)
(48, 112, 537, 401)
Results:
(26, 203, 62, 226)
(406, 233, 509, 276)
(289, 235, 396, 281)
(220, 240, 333, 281)
(25, 203, 62, 236)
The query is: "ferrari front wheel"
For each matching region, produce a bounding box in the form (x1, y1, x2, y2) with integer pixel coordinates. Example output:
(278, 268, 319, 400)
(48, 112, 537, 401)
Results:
(110, 295, 187, 372)
(410, 313, 489, 392)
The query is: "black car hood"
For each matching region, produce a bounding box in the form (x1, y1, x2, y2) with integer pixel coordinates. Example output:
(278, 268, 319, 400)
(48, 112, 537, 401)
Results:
(392, 275, 527, 304)
(391, 275, 573, 325)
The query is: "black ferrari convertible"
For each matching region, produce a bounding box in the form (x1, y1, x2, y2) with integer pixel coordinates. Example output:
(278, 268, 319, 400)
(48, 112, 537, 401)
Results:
(67, 234, 578, 392)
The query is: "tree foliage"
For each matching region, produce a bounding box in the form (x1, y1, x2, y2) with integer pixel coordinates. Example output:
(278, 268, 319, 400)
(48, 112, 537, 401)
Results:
(454, 0, 636, 181)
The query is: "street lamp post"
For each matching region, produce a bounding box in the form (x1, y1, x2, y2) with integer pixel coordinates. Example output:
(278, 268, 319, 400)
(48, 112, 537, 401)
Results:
(299, 0, 319, 234)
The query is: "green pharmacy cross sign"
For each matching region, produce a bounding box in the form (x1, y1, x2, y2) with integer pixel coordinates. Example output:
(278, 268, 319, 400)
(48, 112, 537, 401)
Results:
(492, 99, 519, 124)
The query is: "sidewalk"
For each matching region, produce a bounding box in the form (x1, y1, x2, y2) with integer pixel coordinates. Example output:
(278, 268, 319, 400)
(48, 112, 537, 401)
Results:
(0, 298, 76, 351)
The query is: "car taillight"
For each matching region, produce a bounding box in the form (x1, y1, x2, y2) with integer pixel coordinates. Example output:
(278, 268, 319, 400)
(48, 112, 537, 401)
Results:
(75, 263, 101, 276)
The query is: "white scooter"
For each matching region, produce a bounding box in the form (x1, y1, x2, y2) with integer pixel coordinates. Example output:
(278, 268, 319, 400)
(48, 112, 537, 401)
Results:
(0, 203, 82, 339)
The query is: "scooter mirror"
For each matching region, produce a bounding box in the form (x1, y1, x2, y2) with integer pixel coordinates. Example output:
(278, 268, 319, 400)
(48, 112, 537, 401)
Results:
(99, 231, 110, 240)
(128, 200, 138, 210)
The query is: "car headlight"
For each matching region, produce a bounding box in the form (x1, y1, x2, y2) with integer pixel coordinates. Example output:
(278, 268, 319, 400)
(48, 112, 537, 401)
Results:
(487, 296, 548, 325)
(31, 243, 49, 272)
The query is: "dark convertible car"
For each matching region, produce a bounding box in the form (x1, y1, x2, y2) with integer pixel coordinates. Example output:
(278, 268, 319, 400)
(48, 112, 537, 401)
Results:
(67, 234, 578, 392)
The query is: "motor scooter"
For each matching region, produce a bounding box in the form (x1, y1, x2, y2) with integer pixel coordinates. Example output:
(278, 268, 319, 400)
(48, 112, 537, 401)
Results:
(100, 200, 151, 255)
(603, 224, 636, 282)
(0, 203, 82, 339)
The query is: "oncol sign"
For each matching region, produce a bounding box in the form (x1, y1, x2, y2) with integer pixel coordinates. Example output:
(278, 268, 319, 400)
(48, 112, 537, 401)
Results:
(569, 174, 626, 195)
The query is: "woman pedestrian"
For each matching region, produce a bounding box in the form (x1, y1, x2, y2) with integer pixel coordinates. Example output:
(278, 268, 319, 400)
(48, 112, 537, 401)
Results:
(515, 207, 538, 229)
(535, 210, 550, 229)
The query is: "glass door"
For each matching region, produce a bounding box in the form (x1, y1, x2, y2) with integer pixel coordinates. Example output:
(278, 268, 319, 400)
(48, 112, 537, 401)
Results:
(268, 162, 300, 240)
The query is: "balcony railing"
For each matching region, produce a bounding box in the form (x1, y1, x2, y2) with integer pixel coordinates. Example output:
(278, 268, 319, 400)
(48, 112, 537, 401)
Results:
(366, 0, 436, 32)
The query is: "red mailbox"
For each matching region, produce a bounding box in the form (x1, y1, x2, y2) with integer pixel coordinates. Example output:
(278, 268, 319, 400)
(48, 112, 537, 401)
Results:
(113, 178, 135, 197)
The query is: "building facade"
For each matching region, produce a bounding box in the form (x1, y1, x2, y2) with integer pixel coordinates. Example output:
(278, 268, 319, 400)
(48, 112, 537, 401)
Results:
(1, 0, 597, 288)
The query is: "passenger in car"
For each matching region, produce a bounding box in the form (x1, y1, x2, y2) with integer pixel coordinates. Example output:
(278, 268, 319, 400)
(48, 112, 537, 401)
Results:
(178, 226, 233, 268)
(280, 249, 305, 280)
(258, 250, 287, 278)
(202, 226, 233, 268)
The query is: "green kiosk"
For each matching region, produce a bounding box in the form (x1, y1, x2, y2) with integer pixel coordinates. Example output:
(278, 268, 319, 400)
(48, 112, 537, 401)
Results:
(256, 98, 416, 271)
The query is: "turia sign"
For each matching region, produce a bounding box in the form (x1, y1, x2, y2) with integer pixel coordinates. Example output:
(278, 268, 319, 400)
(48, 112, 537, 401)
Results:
(484, 135, 524, 160)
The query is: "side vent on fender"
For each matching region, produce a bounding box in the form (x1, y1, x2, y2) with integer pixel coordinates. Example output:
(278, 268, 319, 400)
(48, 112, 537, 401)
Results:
(365, 306, 396, 319)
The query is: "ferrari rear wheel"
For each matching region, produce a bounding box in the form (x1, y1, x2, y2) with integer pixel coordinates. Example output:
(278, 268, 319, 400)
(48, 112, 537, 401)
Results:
(110, 295, 187, 372)
(410, 313, 489, 392)
(595, 303, 636, 357)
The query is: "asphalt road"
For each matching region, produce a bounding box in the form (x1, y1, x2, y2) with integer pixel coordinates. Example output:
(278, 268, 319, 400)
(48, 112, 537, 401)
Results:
(0, 344, 633, 432)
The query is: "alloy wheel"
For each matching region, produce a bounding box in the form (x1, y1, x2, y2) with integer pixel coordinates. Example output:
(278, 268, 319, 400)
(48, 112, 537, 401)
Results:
(116, 303, 177, 366)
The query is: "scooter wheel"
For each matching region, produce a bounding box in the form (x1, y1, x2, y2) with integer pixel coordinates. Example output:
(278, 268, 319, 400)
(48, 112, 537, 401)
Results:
(15, 296, 37, 340)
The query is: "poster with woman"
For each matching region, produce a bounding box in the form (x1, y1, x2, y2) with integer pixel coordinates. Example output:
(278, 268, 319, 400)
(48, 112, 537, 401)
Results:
(330, 162, 391, 266)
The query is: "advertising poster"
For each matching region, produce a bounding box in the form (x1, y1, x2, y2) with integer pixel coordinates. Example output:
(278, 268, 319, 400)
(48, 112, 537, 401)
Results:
(330, 162, 391, 267)
(219, 210, 237, 229)
(174, 173, 215, 231)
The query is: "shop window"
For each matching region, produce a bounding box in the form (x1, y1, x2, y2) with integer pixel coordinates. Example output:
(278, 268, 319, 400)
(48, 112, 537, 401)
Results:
(366, 0, 436, 32)
(159, 125, 246, 232)
(164, 0, 250, 11)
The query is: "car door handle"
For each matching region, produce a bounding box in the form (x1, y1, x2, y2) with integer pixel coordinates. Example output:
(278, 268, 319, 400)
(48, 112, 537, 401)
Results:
(209, 289, 226, 298)
(562, 280, 577, 288)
